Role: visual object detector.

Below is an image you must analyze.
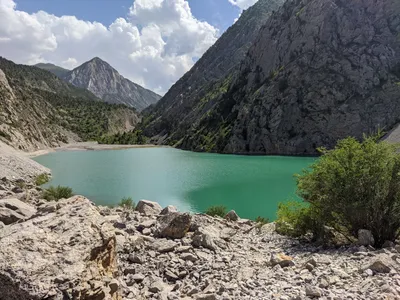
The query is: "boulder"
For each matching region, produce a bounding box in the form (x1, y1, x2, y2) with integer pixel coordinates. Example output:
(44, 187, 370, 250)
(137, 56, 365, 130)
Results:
(160, 205, 178, 215)
(305, 285, 322, 298)
(224, 210, 239, 221)
(0, 196, 119, 299)
(0, 198, 36, 225)
(152, 239, 177, 253)
(192, 227, 220, 251)
(358, 229, 375, 246)
(135, 200, 162, 216)
(155, 212, 191, 239)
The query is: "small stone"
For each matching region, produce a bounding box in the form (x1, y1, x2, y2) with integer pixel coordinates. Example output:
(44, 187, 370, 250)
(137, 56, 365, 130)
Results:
(382, 241, 395, 248)
(160, 205, 178, 215)
(358, 229, 375, 246)
(149, 280, 166, 293)
(152, 239, 177, 253)
(109, 279, 119, 294)
(132, 274, 145, 282)
(224, 210, 239, 221)
(165, 270, 179, 282)
(195, 294, 217, 300)
(128, 254, 143, 264)
(135, 200, 162, 216)
(181, 253, 198, 262)
(366, 260, 391, 274)
(305, 285, 322, 298)
(270, 253, 294, 268)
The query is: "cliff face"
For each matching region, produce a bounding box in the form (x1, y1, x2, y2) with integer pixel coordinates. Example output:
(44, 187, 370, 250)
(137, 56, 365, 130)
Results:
(0, 57, 139, 151)
(221, 0, 400, 155)
(64, 57, 161, 111)
(142, 0, 285, 140)
(144, 0, 400, 155)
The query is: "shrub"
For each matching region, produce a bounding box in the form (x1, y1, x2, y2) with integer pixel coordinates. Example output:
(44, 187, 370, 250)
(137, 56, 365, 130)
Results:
(254, 216, 270, 225)
(205, 205, 227, 218)
(119, 197, 135, 210)
(35, 173, 50, 186)
(43, 185, 74, 201)
(280, 134, 400, 247)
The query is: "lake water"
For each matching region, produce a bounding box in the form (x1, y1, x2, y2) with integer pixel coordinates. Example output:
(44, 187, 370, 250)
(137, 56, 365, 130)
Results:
(34, 148, 314, 220)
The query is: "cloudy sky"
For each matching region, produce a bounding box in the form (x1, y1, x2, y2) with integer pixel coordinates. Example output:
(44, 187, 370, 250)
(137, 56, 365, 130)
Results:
(0, 0, 258, 95)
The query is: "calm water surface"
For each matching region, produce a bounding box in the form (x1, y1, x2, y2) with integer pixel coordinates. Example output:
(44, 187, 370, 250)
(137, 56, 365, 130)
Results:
(34, 148, 314, 220)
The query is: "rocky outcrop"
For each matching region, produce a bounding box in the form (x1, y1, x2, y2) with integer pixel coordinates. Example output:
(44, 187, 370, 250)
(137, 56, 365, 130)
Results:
(63, 57, 161, 111)
(0, 198, 36, 225)
(0, 196, 119, 300)
(1, 194, 400, 299)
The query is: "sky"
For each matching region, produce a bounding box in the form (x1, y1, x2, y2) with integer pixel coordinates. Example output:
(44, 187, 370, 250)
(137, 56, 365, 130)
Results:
(0, 0, 259, 95)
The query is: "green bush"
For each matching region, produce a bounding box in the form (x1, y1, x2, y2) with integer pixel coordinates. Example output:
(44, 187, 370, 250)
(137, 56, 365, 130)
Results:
(279, 134, 400, 247)
(255, 216, 270, 225)
(35, 173, 50, 186)
(119, 197, 135, 209)
(205, 205, 227, 218)
(43, 185, 74, 201)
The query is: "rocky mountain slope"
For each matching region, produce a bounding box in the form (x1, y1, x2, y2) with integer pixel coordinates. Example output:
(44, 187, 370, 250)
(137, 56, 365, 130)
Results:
(142, 0, 285, 141)
(143, 0, 400, 155)
(63, 57, 161, 111)
(0, 57, 139, 151)
(35, 62, 70, 78)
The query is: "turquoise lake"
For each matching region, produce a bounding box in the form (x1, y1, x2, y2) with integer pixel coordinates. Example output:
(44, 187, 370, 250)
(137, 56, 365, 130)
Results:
(34, 148, 314, 220)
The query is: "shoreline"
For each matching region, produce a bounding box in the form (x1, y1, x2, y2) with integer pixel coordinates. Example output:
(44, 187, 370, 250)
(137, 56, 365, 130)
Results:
(26, 142, 169, 158)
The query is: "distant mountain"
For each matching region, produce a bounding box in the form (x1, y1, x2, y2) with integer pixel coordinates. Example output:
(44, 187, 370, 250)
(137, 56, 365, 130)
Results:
(35, 63, 70, 79)
(0, 57, 139, 151)
(142, 0, 400, 155)
(63, 57, 161, 111)
(142, 0, 285, 143)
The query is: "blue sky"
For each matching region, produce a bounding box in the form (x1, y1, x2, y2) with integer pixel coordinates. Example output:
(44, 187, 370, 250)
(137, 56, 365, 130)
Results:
(1, 0, 256, 94)
(14, 0, 240, 33)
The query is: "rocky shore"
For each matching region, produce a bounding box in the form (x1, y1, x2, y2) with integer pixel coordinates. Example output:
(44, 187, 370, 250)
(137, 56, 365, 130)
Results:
(0, 146, 399, 300)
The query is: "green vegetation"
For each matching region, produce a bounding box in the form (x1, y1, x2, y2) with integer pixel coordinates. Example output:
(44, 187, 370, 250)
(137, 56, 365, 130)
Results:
(43, 185, 74, 201)
(118, 197, 136, 209)
(277, 134, 400, 247)
(254, 216, 270, 225)
(205, 205, 227, 218)
(98, 130, 146, 145)
(35, 173, 50, 186)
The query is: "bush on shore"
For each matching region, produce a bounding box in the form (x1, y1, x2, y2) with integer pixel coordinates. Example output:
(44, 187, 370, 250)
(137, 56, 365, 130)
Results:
(43, 185, 74, 201)
(119, 197, 135, 210)
(205, 205, 227, 218)
(277, 134, 400, 247)
(35, 173, 50, 186)
(255, 216, 270, 225)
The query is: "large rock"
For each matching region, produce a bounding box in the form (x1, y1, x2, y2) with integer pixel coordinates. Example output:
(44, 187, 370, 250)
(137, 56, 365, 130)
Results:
(0, 196, 119, 300)
(0, 198, 36, 225)
(135, 200, 162, 216)
(224, 210, 239, 221)
(155, 212, 191, 239)
(358, 229, 375, 246)
(160, 205, 178, 215)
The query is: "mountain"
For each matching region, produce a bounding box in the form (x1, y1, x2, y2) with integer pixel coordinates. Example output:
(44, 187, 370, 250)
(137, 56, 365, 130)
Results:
(143, 0, 400, 155)
(0, 57, 139, 151)
(141, 0, 285, 143)
(63, 57, 161, 111)
(35, 63, 70, 78)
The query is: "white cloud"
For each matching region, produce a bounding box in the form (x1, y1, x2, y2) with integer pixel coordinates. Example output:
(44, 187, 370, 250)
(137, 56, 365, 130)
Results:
(0, 0, 218, 94)
(228, 0, 258, 10)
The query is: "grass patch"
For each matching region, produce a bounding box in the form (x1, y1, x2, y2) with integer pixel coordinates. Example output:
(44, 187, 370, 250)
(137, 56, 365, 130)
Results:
(205, 205, 227, 218)
(119, 197, 135, 209)
(43, 185, 74, 201)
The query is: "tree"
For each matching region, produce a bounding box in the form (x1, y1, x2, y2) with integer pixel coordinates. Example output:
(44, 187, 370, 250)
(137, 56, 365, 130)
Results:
(281, 134, 400, 247)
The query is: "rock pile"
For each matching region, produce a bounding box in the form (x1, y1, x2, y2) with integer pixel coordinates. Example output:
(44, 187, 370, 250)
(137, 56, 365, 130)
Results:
(0, 197, 399, 300)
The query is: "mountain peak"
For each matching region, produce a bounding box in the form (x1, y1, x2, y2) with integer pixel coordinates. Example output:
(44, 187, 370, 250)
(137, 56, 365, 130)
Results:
(63, 58, 161, 111)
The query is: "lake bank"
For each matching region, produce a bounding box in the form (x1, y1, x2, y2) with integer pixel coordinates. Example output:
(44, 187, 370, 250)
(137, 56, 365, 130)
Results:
(26, 142, 169, 158)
